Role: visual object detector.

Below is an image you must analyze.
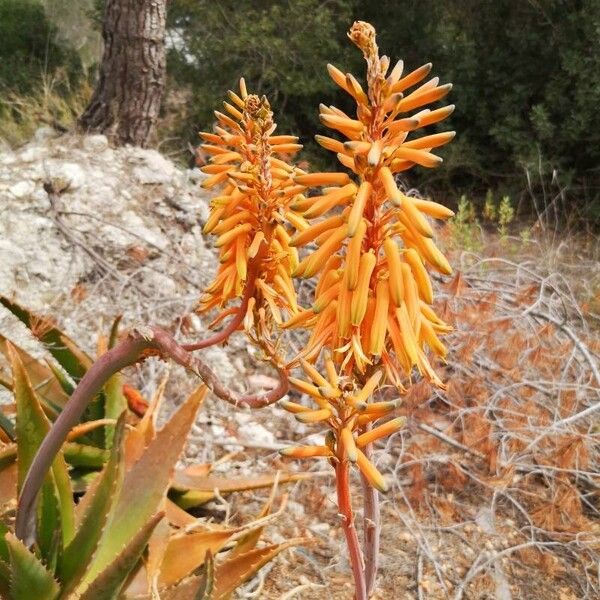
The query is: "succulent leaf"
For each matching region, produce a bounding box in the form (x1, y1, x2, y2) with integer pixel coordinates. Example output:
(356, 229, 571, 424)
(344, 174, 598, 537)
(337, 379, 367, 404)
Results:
(57, 416, 126, 595)
(78, 512, 164, 600)
(82, 392, 201, 584)
(158, 528, 235, 588)
(8, 343, 75, 551)
(5, 532, 60, 600)
(0, 297, 92, 381)
(0, 334, 69, 410)
(63, 443, 109, 468)
(171, 472, 308, 509)
(193, 549, 215, 600)
(212, 540, 301, 600)
(102, 373, 126, 448)
(0, 558, 10, 598)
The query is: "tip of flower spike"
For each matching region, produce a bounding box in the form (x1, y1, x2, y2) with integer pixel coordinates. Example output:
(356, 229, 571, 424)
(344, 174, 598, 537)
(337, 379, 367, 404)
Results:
(348, 21, 377, 55)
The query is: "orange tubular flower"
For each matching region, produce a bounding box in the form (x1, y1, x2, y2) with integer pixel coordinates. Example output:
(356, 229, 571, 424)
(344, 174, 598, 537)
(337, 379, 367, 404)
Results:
(290, 21, 455, 390)
(198, 81, 306, 346)
(281, 355, 407, 492)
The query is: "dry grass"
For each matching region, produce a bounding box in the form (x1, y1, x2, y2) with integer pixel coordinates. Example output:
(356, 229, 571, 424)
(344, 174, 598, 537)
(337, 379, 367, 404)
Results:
(0, 71, 91, 147)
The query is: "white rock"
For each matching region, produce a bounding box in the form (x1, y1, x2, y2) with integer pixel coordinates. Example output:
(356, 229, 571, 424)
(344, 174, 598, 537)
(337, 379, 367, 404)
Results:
(34, 127, 59, 142)
(82, 134, 109, 153)
(18, 147, 44, 163)
(46, 162, 86, 192)
(130, 148, 176, 184)
(9, 180, 35, 199)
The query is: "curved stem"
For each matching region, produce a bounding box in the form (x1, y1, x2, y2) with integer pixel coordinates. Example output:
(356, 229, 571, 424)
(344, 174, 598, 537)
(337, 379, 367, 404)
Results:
(360, 434, 380, 597)
(335, 460, 367, 600)
(183, 261, 259, 351)
(16, 325, 288, 544)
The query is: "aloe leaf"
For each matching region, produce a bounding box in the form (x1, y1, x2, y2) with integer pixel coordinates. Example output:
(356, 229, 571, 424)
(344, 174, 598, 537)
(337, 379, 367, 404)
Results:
(63, 443, 109, 468)
(108, 315, 122, 350)
(0, 461, 17, 509)
(83, 392, 201, 583)
(102, 373, 126, 448)
(5, 532, 60, 600)
(0, 335, 69, 410)
(0, 297, 92, 381)
(69, 469, 99, 495)
(0, 371, 11, 388)
(160, 540, 302, 600)
(0, 558, 10, 599)
(229, 491, 276, 560)
(44, 360, 75, 396)
(158, 528, 235, 588)
(78, 512, 163, 600)
(57, 417, 126, 597)
(9, 343, 75, 550)
(0, 409, 16, 442)
(170, 472, 308, 508)
(212, 540, 301, 600)
(194, 549, 215, 600)
(0, 522, 9, 562)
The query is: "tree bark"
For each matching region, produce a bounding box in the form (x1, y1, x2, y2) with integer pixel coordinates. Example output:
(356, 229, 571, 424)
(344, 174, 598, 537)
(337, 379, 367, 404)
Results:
(79, 0, 167, 147)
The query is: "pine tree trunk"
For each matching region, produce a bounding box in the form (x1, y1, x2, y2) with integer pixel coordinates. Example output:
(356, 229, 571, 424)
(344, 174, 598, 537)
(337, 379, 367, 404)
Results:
(79, 0, 167, 147)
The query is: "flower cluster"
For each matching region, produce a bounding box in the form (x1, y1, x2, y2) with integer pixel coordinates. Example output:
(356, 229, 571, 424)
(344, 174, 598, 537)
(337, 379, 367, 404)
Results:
(281, 356, 405, 491)
(198, 80, 306, 346)
(288, 21, 454, 390)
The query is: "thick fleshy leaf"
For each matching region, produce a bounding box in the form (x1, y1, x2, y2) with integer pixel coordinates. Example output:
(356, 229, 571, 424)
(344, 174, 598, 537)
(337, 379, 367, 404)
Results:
(102, 373, 126, 448)
(0, 522, 8, 562)
(83, 392, 201, 583)
(158, 528, 235, 587)
(108, 315, 122, 350)
(160, 540, 303, 600)
(228, 492, 276, 561)
(194, 550, 215, 600)
(0, 408, 15, 442)
(0, 335, 69, 410)
(165, 498, 196, 527)
(171, 472, 308, 508)
(9, 343, 75, 550)
(143, 516, 171, 590)
(5, 532, 60, 600)
(0, 298, 92, 381)
(78, 512, 163, 600)
(57, 417, 126, 595)
(0, 461, 17, 509)
(212, 540, 301, 599)
(63, 443, 109, 468)
(0, 558, 10, 599)
(0, 444, 16, 470)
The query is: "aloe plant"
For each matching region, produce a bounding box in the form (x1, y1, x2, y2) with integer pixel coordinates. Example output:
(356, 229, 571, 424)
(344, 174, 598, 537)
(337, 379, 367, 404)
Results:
(0, 301, 304, 599)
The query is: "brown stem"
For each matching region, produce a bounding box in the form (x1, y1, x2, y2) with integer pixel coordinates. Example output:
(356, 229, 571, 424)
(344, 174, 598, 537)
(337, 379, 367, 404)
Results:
(335, 460, 367, 600)
(183, 259, 259, 352)
(16, 325, 288, 544)
(360, 433, 380, 597)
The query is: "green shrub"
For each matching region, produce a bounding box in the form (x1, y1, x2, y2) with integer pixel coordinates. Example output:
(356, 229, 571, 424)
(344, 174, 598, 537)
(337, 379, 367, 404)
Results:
(0, 0, 82, 94)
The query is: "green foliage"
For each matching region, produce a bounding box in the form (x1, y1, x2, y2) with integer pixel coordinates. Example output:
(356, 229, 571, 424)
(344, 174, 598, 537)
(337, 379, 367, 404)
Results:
(167, 0, 353, 163)
(356, 0, 600, 209)
(448, 195, 483, 252)
(0, 0, 81, 94)
(497, 195, 515, 240)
